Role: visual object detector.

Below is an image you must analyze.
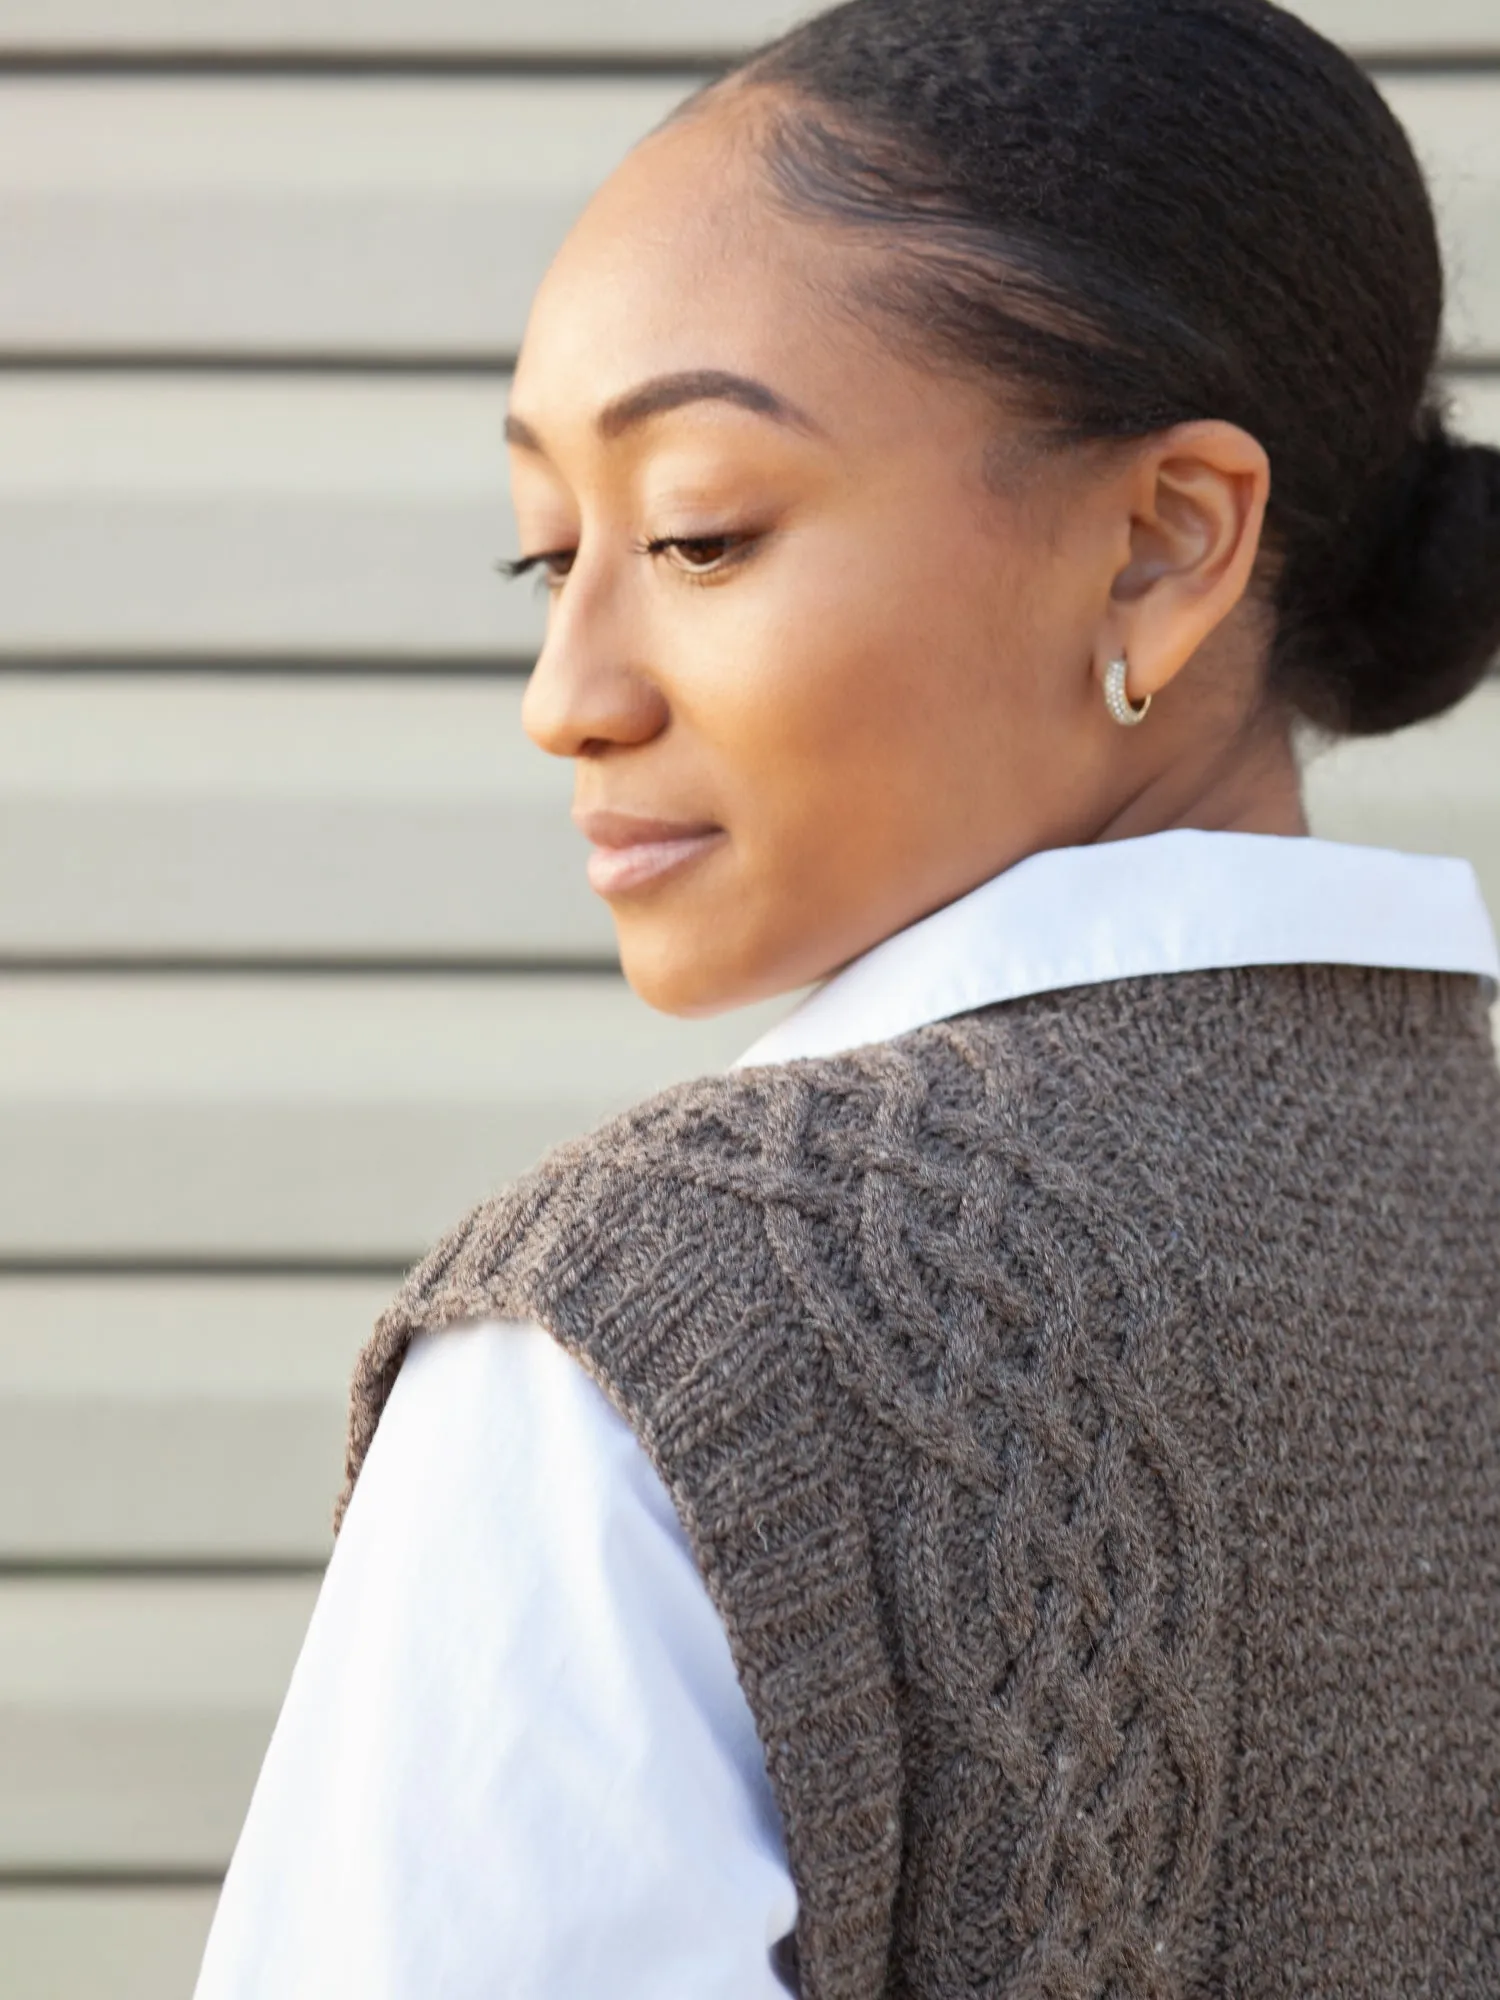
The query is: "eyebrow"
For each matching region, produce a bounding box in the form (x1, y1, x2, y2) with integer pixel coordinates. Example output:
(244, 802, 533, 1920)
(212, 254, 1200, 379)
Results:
(503, 368, 824, 454)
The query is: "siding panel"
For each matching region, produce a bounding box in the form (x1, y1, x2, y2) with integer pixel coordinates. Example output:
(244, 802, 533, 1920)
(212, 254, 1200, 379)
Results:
(2, 77, 1496, 362)
(1303, 683, 1500, 909)
(0, 0, 806, 57)
(0, 1276, 383, 1562)
(1295, 0, 1500, 50)
(0, 676, 611, 961)
(0, 378, 529, 659)
(0, 1577, 316, 1869)
(0, 79, 687, 358)
(0, 976, 788, 1259)
(2, 1890, 218, 2000)
(0, 1, 1492, 58)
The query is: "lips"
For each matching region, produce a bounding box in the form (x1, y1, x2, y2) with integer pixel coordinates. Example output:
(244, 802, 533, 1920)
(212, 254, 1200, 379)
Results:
(573, 808, 725, 898)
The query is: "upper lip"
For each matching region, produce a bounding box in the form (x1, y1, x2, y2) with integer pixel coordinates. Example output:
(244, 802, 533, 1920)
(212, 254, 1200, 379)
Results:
(572, 807, 721, 849)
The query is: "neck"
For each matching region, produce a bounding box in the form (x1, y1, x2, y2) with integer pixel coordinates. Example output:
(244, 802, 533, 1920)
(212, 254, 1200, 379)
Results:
(1093, 709, 1309, 844)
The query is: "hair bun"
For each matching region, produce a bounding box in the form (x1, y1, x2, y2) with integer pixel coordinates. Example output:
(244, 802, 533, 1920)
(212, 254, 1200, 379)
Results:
(1296, 405, 1500, 736)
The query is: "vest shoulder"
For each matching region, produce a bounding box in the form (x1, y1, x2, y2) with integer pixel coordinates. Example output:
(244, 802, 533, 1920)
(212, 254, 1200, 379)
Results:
(376, 1016, 1030, 1336)
(338, 1046, 905, 1523)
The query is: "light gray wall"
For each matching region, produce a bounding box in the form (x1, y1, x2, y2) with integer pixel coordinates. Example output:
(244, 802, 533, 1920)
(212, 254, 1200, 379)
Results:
(2, 6, 1497, 1993)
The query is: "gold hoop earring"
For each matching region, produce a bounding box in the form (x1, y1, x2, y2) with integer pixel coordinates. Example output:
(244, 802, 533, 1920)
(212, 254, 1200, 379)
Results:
(1103, 655, 1151, 727)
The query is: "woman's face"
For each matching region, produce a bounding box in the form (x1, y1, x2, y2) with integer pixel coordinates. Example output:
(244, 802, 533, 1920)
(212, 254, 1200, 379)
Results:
(508, 90, 1270, 1015)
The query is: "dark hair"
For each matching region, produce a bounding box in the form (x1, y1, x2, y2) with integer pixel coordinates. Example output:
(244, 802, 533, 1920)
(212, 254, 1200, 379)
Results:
(716, 0, 1500, 735)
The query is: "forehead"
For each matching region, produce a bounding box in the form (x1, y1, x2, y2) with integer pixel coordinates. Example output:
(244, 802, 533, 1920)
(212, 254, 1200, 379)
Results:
(513, 95, 875, 418)
(508, 89, 1041, 486)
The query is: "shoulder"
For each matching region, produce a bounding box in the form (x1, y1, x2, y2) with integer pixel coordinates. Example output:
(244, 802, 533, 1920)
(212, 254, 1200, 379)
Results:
(389, 1009, 1045, 1326)
(338, 1008, 1067, 1527)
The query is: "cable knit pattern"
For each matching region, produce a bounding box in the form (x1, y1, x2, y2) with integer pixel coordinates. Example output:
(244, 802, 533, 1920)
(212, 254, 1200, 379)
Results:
(339, 965, 1500, 1999)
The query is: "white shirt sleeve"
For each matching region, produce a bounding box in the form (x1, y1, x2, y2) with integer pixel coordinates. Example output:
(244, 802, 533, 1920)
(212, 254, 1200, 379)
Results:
(193, 1318, 799, 2000)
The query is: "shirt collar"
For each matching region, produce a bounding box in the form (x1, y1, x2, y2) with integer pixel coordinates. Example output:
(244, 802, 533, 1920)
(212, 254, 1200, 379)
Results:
(735, 829, 1500, 1069)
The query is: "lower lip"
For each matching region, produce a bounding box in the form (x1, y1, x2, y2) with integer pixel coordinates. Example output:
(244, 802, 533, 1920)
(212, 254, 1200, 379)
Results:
(585, 831, 724, 897)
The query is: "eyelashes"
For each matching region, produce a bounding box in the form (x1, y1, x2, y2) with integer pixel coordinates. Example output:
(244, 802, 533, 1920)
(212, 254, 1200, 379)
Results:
(496, 533, 756, 594)
(640, 533, 750, 576)
(495, 549, 572, 589)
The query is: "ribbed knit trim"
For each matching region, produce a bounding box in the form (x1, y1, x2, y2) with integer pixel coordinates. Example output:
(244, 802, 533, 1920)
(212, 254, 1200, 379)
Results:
(343, 1101, 903, 2000)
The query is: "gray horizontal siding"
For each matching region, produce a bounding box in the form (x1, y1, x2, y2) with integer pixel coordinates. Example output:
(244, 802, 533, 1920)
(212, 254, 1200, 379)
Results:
(0, 1891, 220, 2000)
(0, 1275, 386, 1563)
(0, 975, 783, 1259)
(0, 78, 687, 359)
(0, 378, 529, 659)
(0, 76, 1495, 363)
(0, 0, 1493, 59)
(0, 675, 609, 960)
(0, 1576, 316, 1868)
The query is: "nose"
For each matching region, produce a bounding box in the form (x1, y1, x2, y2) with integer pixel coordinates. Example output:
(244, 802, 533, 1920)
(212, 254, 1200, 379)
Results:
(521, 588, 669, 761)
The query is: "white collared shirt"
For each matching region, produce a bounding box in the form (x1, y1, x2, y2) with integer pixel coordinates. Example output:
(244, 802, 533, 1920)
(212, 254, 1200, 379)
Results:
(194, 833, 1498, 2000)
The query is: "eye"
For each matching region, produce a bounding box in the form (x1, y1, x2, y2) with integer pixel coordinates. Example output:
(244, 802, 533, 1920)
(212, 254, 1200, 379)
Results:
(643, 533, 753, 579)
(495, 548, 574, 594)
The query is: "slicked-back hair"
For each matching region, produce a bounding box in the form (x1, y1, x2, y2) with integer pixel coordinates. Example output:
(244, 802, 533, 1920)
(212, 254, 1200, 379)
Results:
(710, 0, 1500, 735)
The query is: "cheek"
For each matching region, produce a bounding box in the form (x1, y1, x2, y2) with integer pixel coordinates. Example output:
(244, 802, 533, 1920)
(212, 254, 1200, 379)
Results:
(686, 519, 1039, 865)
(617, 495, 1084, 1014)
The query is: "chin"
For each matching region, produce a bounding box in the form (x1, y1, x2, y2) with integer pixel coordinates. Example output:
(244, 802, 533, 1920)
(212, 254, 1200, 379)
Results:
(617, 932, 740, 1019)
(615, 906, 792, 1019)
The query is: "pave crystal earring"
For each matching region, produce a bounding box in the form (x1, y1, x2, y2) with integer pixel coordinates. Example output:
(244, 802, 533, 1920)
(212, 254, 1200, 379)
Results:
(1103, 654, 1151, 727)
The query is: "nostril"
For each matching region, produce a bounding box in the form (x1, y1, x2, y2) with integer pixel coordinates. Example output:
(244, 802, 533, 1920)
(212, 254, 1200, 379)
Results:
(520, 650, 669, 759)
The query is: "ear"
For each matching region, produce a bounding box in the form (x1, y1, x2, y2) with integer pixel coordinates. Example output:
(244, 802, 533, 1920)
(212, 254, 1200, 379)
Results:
(1101, 419, 1271, 704)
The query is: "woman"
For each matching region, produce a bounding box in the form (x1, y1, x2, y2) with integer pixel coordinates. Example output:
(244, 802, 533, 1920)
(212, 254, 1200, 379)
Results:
(195, 1, 1500, 1993)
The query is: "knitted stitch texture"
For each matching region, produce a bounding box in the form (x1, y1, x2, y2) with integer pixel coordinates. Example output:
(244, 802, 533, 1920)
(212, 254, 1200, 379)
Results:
(339, 966, 1500, 1999)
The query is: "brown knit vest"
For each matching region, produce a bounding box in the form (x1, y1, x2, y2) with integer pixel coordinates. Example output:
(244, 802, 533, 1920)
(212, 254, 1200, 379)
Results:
(339, 966, 1500, 1999)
